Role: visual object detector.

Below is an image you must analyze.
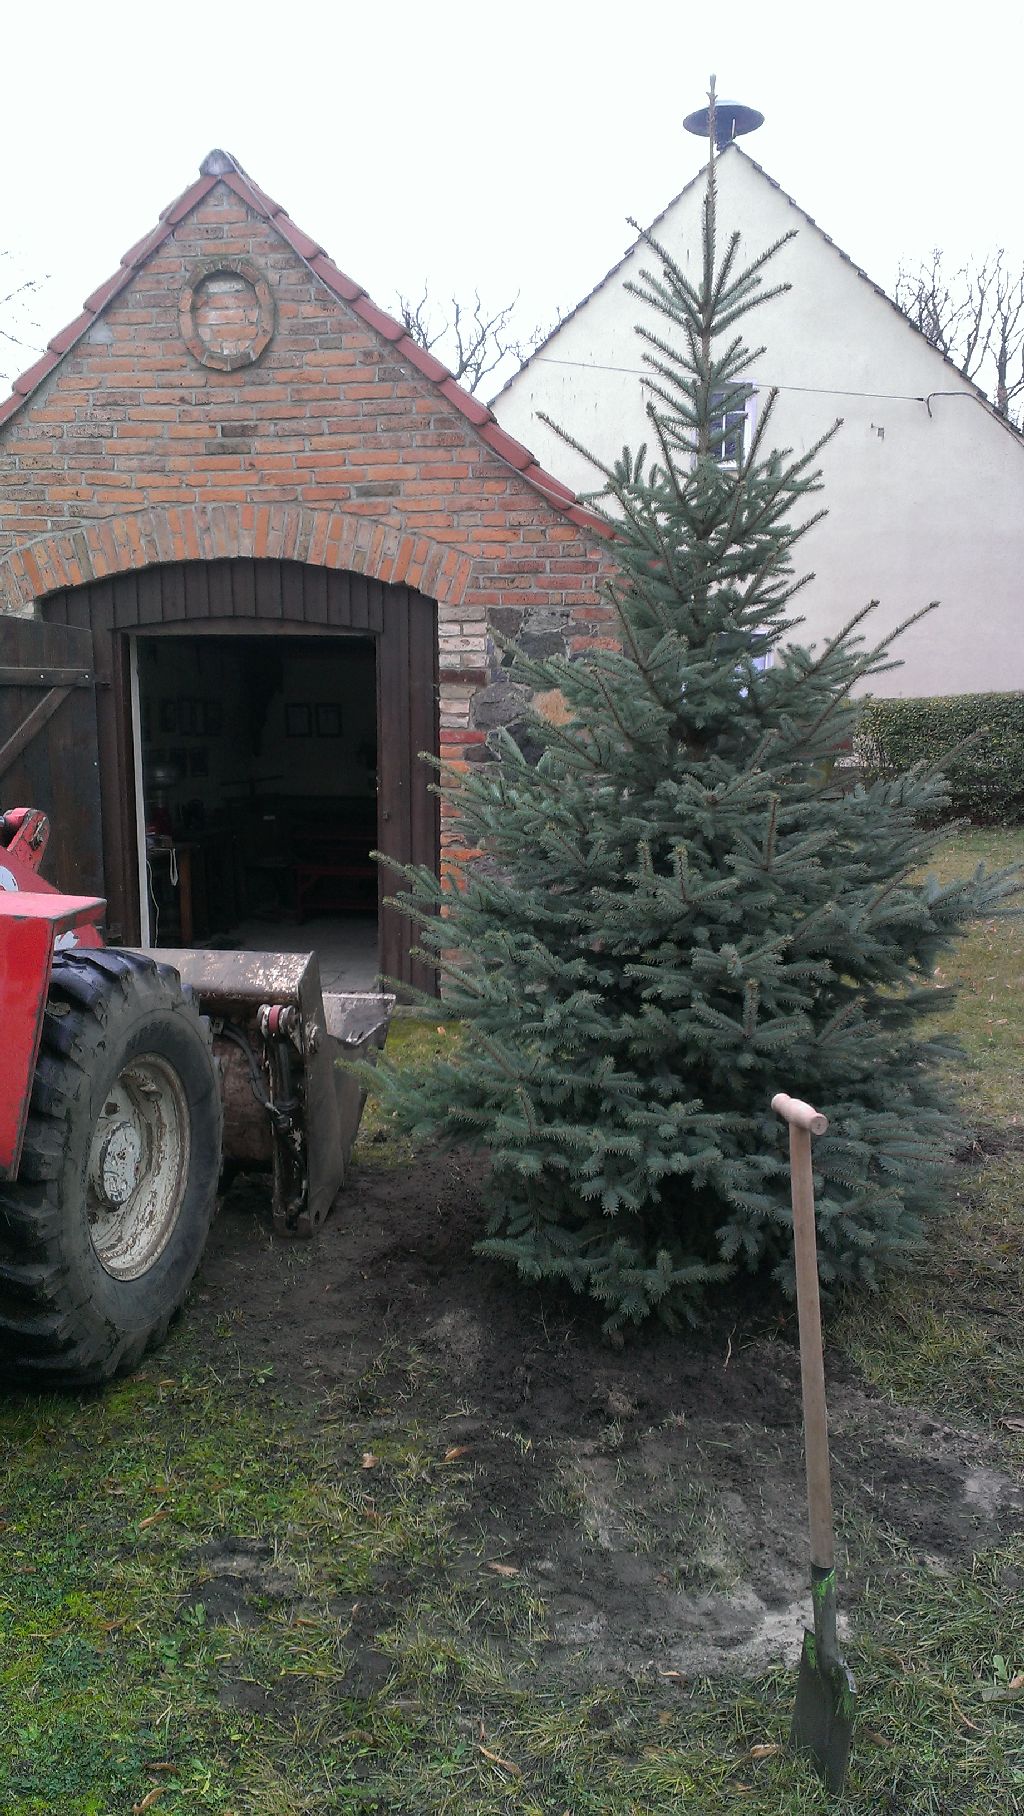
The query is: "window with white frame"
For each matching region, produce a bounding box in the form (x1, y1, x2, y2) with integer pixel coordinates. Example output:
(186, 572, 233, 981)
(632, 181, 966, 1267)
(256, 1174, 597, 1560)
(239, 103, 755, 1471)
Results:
(715, 626, 772, 689)
(708, 383, 756, 469)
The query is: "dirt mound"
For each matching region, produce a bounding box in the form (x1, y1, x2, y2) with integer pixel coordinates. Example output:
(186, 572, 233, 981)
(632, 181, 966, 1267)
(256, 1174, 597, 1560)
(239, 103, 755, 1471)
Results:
(192, 1150, 1023, 1681)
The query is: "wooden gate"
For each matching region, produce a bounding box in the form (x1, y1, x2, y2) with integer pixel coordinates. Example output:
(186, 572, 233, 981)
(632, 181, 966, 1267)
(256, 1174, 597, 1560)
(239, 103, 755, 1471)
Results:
(41, 560, 439, 994)
(0, 617, 104, 898)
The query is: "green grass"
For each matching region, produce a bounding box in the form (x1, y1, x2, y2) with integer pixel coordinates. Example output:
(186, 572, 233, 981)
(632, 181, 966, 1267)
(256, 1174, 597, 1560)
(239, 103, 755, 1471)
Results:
(921, 827, 1024, 1122)
(837, 828, 1024, 1461)
(1, 831, 1023, 1814)
(354, 1016, 461, 1166)
(3, 1431, 1020, 1816)
(0, 1375, 466, 1814)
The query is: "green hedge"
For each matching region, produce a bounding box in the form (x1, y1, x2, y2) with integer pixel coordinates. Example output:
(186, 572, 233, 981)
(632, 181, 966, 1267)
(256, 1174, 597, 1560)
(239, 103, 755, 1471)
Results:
(856, 692, 1024, 824)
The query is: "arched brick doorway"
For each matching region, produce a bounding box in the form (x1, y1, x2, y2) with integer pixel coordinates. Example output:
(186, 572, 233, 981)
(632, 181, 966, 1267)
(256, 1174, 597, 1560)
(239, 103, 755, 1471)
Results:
(40, 557, 439, 995)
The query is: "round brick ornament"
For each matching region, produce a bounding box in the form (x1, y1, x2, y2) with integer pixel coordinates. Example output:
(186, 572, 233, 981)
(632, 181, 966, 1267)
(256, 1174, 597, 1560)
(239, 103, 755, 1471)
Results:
(178, 258, 275, 371)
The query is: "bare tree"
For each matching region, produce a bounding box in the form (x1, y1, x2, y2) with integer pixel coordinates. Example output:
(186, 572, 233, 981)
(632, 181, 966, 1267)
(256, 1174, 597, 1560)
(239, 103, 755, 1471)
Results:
(396, 286, 548, 396)
(0, 254, 44, 385)
(895, 248, 1024, 424)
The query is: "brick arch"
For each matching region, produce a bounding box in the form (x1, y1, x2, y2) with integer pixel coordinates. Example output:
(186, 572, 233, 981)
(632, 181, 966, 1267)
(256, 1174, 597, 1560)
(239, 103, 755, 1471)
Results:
(0, 503, 474, 617)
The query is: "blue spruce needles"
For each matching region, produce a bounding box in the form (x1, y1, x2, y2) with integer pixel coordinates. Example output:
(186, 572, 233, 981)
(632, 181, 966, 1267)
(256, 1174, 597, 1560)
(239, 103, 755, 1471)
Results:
(371, 111, 1023, 1333)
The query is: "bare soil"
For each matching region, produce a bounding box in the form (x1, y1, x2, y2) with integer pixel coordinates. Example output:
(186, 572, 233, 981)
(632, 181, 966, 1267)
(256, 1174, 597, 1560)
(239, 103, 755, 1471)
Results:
(193, 1150, 1024, 1687)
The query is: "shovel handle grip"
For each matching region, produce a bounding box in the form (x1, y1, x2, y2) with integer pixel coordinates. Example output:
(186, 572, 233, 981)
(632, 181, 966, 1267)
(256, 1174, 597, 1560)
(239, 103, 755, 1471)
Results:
(772, 1093, 828, 1136)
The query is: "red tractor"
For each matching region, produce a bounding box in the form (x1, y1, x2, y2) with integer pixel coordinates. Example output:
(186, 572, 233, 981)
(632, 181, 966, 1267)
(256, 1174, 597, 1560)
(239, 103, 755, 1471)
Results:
(0, 806, 391, 1388)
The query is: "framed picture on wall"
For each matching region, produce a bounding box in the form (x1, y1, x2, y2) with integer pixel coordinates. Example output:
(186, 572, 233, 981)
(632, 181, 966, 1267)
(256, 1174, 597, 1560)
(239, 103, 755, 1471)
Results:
(315, 704, 343, 738)
(178, 697, 203, 736)
(285, 703, 312, 738)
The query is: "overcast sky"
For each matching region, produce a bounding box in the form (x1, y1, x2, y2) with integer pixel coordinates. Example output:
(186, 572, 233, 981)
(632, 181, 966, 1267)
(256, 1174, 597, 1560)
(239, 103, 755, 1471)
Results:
(3, 0, 1023, 389)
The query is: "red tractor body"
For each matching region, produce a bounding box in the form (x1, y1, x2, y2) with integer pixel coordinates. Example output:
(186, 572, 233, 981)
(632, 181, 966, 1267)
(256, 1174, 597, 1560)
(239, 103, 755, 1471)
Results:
(0, 808, 105, 1177)
(0, 806, 392, 1386)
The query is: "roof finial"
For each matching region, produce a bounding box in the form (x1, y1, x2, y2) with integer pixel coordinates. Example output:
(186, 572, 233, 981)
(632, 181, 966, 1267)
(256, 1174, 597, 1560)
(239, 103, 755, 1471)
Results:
(200, 149, 236, 177)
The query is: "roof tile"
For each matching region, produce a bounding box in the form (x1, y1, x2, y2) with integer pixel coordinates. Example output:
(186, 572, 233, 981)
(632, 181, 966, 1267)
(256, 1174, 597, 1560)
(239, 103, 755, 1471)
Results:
(225, 171, 281, 221)
(12, 352, 59, 396)
(399, 337, 451, 383)
(274, 216, 323, 261)
(83, 270, 131, 313)
(351, 297, 406, 343)
(120, 224, 170, 269)
(479, 424, 533, 470)
(521, 463, 575, 504)
(160, 175, 216, 226)
(47, 310, 94, 355)
(439, 379, 490, 425)
(566, 503, 612, 534)
(309, 253, 363, 302)
(233, 174, 284, 219)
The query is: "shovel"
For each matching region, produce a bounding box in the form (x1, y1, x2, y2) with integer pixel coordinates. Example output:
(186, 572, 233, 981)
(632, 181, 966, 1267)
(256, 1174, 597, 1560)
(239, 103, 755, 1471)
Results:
(772, 1092, 856, 1794)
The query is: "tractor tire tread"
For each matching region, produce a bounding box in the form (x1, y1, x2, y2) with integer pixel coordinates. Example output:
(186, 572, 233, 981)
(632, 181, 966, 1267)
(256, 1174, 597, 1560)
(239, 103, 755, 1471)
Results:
(0, 947, 221, 1389)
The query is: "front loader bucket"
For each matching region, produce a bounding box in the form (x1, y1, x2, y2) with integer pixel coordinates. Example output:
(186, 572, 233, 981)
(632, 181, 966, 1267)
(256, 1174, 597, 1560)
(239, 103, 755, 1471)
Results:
(145, 948, 393, 1236)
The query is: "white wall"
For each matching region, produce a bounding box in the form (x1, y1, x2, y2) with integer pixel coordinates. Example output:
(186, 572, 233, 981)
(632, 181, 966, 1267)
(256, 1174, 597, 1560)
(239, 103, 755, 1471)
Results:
(496, 148, 1024, 699)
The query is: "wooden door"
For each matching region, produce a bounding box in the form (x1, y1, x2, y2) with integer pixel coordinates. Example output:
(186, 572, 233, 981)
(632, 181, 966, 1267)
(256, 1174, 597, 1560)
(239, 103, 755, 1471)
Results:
(0, 617, 103, 897)
(42, 561, 439, 994)
(375, 587, 439, 994)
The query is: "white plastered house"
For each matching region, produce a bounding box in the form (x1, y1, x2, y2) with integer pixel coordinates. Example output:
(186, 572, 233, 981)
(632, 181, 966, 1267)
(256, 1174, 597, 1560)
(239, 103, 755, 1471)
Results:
(494, 144, 1024, 699)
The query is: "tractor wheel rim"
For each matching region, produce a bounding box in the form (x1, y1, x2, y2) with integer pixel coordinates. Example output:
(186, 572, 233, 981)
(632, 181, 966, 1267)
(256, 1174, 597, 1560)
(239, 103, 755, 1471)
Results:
(87, 1054, 191, 1281)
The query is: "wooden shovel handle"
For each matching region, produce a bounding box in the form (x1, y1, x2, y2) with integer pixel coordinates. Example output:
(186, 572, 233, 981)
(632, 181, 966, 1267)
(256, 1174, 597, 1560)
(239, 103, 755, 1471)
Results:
(771, 1092, 828, 1136)
(773, 1093, 835, 1573)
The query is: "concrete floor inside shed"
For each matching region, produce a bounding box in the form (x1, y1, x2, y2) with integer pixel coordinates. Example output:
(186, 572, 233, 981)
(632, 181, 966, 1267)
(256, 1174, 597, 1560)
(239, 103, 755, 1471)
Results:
(229, 913, 379, 992)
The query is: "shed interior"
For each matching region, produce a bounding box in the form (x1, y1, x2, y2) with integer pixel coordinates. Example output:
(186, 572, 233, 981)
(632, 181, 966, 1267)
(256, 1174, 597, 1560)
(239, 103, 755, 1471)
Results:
(135, 634, 379, 987)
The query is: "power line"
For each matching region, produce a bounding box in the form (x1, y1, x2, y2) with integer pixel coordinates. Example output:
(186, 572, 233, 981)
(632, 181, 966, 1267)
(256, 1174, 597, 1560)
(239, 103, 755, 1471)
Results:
(530, 355, 932, 404)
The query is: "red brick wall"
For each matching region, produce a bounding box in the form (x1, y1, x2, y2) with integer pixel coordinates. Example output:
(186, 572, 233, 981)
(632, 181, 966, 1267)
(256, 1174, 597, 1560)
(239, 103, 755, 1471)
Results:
(0, 178, 616, 867)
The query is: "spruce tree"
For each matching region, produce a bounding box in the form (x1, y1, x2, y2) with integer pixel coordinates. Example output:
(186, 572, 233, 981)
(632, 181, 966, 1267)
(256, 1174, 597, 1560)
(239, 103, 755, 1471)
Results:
(373, 98, 1022, 1332)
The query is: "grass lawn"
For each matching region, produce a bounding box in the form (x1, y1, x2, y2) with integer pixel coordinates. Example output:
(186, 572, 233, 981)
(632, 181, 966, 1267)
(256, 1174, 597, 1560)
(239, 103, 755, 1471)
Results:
(1, 831, 1023, 1814)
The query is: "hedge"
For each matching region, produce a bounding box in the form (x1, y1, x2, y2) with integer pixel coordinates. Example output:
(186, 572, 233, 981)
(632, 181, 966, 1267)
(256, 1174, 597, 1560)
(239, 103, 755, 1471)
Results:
(855, 691, 1024, 824)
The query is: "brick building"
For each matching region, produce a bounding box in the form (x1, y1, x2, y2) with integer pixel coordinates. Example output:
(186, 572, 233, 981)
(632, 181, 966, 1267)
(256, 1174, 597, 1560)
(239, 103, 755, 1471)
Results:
(0, 151, 612, 993)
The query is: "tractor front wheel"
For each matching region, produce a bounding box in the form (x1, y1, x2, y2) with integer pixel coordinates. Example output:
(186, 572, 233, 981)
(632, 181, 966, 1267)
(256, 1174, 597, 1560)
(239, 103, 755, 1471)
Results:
(0, 948, 222, 1387)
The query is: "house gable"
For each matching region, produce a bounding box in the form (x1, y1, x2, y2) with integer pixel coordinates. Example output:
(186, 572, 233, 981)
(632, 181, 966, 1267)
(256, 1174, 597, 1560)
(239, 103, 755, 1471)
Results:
(0, 149, 597, 528)
(494, 146, 1024, 699)
(0, 146, 616, 693)
(0, 152, 619, 913)
(495, 144, 1006, 425)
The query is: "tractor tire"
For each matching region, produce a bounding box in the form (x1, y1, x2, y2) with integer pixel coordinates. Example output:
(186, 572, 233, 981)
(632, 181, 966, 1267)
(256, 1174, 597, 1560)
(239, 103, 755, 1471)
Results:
(0, 948, 223, 1388)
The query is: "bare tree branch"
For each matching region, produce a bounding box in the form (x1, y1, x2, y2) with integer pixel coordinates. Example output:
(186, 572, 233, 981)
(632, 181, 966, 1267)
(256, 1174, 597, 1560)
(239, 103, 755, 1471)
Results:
(896, 247, 1024, 425)
(0, 253, 45, 382)
(396, 284, 554, 395)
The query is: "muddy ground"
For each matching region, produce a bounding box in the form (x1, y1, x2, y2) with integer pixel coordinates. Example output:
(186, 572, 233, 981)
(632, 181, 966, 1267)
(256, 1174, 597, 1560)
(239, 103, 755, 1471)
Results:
(194, 1148, 1024, 1687)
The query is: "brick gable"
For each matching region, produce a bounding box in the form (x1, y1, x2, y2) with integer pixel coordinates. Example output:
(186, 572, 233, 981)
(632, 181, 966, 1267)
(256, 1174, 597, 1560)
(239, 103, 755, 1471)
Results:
(0, 160, 617, 878)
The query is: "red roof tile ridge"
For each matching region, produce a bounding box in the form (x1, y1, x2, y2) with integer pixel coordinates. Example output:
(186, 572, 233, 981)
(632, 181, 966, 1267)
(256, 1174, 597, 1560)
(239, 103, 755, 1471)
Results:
(0, 152, 611, 531)
(216, 156, 605, 518)
(1, 166, 220, 414)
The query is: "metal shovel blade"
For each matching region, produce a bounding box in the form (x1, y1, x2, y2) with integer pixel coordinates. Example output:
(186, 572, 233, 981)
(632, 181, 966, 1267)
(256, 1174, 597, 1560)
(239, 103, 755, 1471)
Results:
(792, 1624, 856, 1794)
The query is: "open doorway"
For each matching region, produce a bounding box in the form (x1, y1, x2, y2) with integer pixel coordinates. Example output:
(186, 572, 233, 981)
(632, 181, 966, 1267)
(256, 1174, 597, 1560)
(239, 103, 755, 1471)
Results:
(134, 633, 379, 988)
